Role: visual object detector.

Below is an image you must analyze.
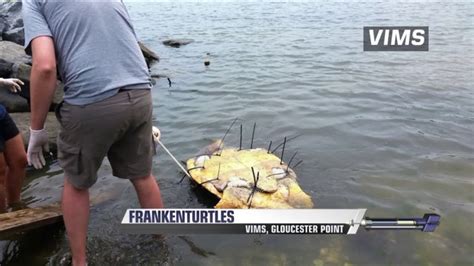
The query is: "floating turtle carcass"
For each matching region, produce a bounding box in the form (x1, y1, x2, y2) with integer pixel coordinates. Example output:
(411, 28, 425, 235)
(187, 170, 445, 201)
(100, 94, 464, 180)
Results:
(185, 128, 314, 209)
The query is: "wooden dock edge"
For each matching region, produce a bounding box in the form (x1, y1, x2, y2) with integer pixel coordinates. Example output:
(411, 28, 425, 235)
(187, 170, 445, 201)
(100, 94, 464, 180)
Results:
(0, 204, 63, 237)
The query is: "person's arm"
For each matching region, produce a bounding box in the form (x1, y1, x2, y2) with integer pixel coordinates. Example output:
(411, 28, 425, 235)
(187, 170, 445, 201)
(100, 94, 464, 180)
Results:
(23, 0, 56, 169)
(25, 36, 56, 169)
(30, 36, 57, 130)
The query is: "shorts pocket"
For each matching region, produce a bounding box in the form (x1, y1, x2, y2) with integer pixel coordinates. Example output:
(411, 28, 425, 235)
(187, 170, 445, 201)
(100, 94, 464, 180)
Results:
(57, 138, 82, 176)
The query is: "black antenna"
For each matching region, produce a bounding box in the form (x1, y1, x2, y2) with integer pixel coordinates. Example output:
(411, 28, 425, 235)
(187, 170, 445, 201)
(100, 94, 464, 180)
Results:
(178, 173, 187, 184)
(264, 171, 288, 179)
(287, 151, 298, 171)
(280, 137, 287, 165)
(292, 160, 303, 169)
(251, 167, 257, 185)
(187, 166, 205, 172)
(250, 171, 260, 208)
(199, 164, 221, 185)
(200, 178, 218, 185)
(239, 124, 243, 150)
(217, 118, 238, 155)
(250, 122, 256, 149)
(267, 140, 272, 154)
(271, 134, 302, 153)
(247, 167, 260, 207)
(247, 169, 255, 205)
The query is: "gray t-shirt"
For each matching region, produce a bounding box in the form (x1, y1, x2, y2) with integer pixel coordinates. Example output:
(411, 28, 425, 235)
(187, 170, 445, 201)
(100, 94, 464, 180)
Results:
(23, 0, 151, 105)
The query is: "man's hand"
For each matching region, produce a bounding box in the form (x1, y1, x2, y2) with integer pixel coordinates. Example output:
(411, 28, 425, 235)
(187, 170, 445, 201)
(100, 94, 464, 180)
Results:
(152, 126, 161, 143)
(0, 78, 24, 93)
(27, 128, 49, 169)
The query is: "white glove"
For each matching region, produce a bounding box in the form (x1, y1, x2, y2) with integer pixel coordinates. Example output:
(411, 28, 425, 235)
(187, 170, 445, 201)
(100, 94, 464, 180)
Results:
(152, 126, 161, 142)
(0, 78, 24, 93)
(27, 128, 50, 169)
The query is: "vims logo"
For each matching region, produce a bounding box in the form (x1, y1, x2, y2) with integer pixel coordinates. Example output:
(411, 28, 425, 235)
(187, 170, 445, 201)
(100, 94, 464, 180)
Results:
(363, 26, 429, 51)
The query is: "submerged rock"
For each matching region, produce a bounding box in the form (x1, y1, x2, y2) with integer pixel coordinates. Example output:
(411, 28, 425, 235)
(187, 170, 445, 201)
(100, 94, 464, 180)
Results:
(162, 39, 194, 48)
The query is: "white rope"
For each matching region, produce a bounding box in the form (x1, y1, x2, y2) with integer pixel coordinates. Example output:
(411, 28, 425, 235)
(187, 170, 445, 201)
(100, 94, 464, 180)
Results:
(156, 139, 191, 178)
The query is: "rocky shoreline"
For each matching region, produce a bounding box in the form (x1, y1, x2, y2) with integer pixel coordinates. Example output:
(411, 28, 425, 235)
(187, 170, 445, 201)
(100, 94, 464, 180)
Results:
(0, 1, 159, 150)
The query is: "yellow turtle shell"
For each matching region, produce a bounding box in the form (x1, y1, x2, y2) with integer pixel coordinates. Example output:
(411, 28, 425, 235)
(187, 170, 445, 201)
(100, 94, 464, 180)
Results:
(186, 147, 314, 209)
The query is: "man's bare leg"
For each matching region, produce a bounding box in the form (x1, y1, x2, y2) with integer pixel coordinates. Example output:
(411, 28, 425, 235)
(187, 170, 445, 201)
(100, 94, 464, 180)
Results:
(62, 177, 89, 266)
(4, 134, 27, 205)
(131, 174, 164, 208)
(0, 154, 6, 212)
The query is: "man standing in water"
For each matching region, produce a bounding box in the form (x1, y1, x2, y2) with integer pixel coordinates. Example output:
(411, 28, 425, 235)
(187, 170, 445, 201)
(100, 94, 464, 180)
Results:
(23, 1, 164, 265)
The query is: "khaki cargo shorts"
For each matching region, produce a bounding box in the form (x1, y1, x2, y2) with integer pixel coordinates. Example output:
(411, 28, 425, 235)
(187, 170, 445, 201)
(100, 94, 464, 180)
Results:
(56, 89, 155, 189)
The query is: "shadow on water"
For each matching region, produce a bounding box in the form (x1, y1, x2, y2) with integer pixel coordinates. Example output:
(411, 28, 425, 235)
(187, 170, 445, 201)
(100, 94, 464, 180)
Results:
(189, 180, 220, 208)
(0, 224, 65, 266)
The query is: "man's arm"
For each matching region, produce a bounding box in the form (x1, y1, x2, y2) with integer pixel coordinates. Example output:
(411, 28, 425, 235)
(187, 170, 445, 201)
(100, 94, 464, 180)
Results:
(23, 0, 56, 169)
(30, 36, 57, 130)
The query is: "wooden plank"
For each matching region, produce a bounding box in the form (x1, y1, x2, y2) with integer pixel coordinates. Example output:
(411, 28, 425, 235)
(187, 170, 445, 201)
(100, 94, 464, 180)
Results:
(0, 189, 123, 236)
(0, 204, 63, 237)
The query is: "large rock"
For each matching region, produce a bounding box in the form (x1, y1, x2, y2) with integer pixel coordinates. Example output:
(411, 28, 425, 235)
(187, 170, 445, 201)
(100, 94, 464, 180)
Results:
(0, 1, 24, 45)
(0, 58, 13, 77)
(0, 44, 31, 111)
(0, 41, 31, 65)
(10, 62, 32, 103)
(0, 15, 7, 39)
(0, 2, 159, 67)
(3, 27, 24, 45)
(10, 63, 65, 107)
(11, 62, 30, 81)
(0, 56, 29, 113)
(10, 112, 59, 151)
(0, 62, 65, 112)
(0, 88, 29, 112)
